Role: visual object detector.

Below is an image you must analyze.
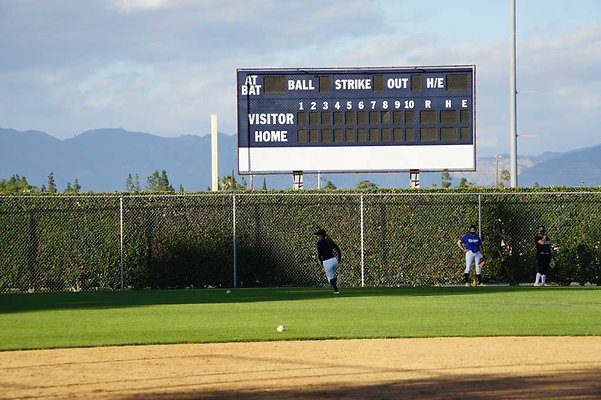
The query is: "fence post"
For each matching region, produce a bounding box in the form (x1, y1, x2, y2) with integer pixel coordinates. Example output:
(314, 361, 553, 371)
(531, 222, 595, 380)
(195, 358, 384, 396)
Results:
(119, 196, 124, 290)
(233, 194, 237, 289)
(360, 195, 365, 287)
(478, 194, 482, 237)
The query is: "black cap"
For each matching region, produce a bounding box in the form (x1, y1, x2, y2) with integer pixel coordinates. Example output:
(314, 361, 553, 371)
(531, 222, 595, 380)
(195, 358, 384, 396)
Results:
(538, 226, 546, 233)
(314, 228, 327, 236)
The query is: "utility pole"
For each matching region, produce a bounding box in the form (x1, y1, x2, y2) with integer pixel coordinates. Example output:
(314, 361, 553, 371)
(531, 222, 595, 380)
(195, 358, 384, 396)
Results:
(495, 155, 501, 187)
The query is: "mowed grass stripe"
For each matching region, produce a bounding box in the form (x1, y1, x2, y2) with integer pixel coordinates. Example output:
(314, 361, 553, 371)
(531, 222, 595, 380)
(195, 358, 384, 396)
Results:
(1, 287, 600, 351)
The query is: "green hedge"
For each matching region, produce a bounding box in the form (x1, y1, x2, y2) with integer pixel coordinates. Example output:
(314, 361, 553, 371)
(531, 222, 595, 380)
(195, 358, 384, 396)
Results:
(0, 189, 599, 292)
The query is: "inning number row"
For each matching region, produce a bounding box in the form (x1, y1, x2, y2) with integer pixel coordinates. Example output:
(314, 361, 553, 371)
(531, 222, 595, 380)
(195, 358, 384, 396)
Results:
(298, 100, 421, 111)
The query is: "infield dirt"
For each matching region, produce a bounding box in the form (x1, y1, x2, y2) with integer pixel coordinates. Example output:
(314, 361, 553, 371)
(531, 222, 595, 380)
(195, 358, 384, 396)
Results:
(1, 337, 600, 399)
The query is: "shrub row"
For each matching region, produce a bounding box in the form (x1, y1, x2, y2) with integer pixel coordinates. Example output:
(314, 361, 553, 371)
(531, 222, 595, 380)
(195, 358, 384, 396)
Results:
(0, 189, 599, 292)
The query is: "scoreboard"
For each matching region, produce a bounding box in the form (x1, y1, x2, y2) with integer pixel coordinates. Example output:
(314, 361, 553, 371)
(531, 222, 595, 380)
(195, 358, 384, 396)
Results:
(236, 66, 476, 175)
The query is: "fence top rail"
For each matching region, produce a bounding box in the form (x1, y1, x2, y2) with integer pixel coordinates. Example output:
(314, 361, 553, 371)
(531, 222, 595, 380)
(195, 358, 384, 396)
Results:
(2, 191, 601, 200)
(0, 193, 234, 200)
(228, 191, 601, 197)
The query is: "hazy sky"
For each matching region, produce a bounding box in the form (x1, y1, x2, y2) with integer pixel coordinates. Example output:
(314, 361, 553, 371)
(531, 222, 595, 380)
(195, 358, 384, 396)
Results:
(1, 0, 599, 155)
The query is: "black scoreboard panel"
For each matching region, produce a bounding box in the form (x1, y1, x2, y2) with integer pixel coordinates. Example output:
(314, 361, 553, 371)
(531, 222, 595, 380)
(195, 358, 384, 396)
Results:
(237, 66, 476, 174)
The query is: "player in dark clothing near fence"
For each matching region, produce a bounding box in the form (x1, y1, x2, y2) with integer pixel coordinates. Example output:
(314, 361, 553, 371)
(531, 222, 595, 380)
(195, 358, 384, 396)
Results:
(534, 226, 553, 286)
(314, 228, 342, 294)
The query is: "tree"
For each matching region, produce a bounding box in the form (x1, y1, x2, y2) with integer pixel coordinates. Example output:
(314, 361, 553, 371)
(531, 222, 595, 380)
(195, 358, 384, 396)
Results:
(261, 178, 267, 190)
(160, 170, 174, 191)
(357, 180, 378, 190)
(179, 184, 185, 193)
(458, 177, 469, 188)
(146, 171, 160, 191)
(47, 172, 57, 193)
(219, 171, 236, 191)
(134, 174, 141, 191)
(64, 179, 81, 193)
(323, 180, 337, 190)
(146, 170, 174, 192)
(500, 169, 510, 187)
(126, 173, 135, 191)
(0, 174, 35, 193)
(441, 169, 452, 188)
(219, 170, 246, 191)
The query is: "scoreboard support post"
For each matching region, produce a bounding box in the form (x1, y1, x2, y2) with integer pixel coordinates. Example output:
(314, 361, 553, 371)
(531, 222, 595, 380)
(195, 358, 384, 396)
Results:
(293, 171, 303, 190)
(410, 169, 420, 188)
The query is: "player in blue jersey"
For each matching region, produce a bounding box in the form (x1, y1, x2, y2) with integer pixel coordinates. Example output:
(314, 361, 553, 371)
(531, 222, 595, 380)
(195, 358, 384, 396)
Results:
(457, 225, 484, 286)
(314, 228, 341, 294)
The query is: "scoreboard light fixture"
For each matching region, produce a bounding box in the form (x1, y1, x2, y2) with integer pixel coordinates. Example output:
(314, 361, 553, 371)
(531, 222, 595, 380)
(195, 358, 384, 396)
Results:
(237, 66, 476, 175)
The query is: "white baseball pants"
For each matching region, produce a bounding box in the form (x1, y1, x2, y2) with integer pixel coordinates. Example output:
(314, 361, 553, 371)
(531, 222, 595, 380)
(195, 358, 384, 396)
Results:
(322, 257, 338, 281)
(464, 251, 482, 275)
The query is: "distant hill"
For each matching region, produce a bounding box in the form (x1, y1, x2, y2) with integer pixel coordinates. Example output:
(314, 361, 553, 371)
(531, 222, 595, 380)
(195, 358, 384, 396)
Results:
(518, 145, 601, 187)
(449, 151, 563, 187)
(1, 127, 600, 191)
(0, 127, 239, 192)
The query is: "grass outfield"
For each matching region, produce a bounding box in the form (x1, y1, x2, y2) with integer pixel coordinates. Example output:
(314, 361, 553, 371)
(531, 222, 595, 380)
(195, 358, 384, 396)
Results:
(1, 286, 600, 351)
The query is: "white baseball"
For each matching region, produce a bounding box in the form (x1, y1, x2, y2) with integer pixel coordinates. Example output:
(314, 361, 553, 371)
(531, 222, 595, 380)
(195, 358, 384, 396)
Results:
(276, 325, 286, 332)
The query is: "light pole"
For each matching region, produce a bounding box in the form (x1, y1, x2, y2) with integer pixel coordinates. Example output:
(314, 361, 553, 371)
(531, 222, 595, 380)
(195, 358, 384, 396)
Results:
(509, 0, 518, 187)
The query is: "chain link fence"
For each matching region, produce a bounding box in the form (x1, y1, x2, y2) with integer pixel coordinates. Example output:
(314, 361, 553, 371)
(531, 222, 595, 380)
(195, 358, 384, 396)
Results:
(1, 192, 599, 293)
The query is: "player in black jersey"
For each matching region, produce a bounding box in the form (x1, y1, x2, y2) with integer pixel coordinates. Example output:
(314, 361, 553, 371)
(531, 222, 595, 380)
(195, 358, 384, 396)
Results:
(534, 226, 552, 286)
(314, 228, 342, 294)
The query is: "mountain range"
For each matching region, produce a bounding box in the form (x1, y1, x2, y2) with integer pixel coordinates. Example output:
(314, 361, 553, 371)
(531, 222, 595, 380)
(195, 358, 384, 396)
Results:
(1, 127, 600, 191)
